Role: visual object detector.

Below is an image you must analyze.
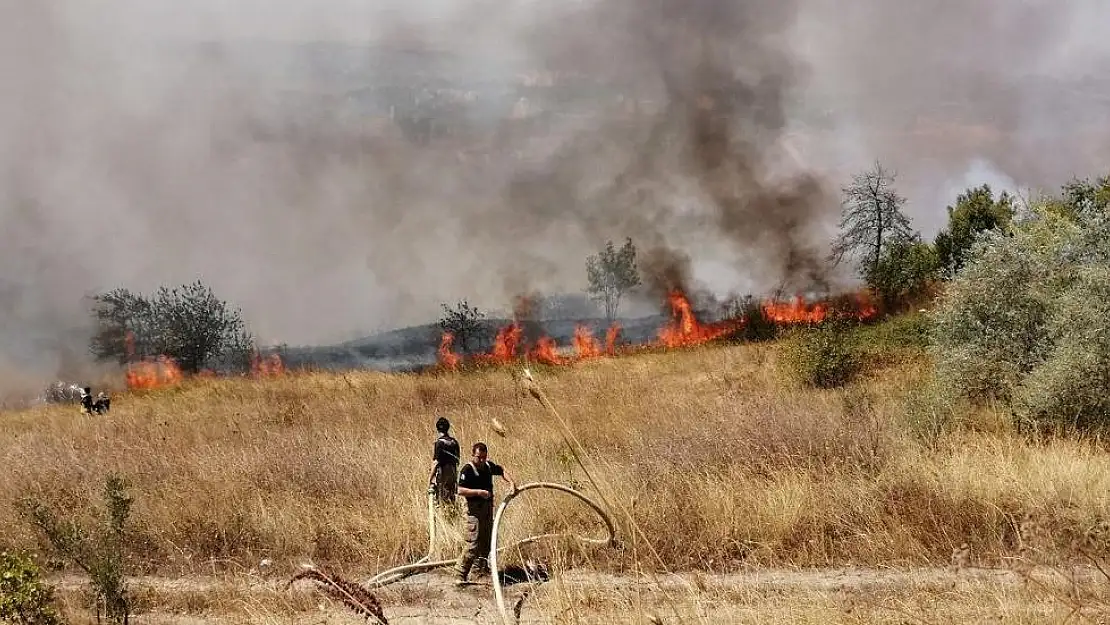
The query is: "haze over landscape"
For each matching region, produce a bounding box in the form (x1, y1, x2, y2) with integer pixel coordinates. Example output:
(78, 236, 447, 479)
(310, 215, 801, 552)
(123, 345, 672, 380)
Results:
(3, 0, 1109, 386)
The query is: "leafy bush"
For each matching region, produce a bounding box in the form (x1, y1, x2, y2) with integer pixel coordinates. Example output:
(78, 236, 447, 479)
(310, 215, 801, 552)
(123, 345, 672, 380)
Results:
(0, 551, 61, 625)
(780, 322, 861, 389)
(1014, 265, 1110, 431)
(724, 295, 779, 343)
(19, 474, 135, 625)
(865, 238, 941, 312)
(929, 177, 1110, 431)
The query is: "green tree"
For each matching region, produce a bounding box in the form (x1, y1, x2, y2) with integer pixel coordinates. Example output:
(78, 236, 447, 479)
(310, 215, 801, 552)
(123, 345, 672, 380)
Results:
(930, 177, 1110, 431)
(585, 238, 641, 322)
(867, 237, 941, 311)
(89, 280, 254, 374)
(830, 161, 915, 281)
(88, 288, 160, 366)
(1059, 174, 1110, 220)
(934, 184, 1015, 277)
(437, 300, 486, 354)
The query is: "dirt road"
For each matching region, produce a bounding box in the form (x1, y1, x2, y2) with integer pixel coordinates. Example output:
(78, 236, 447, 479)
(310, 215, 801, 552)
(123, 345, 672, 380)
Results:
(47, 563, 1109, 624)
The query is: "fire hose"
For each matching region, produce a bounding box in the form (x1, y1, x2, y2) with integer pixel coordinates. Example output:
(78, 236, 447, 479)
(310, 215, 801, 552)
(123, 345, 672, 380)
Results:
(362, 481, 618, 625)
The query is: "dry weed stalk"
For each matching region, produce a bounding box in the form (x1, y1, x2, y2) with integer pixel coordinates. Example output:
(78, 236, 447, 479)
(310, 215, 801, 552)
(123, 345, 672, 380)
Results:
(287, 565, 388, 624)
(1006, 546, 1110, 623)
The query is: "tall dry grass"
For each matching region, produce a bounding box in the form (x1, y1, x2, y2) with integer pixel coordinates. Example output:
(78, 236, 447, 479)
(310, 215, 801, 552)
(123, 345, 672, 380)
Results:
(1, 336, 1108, 576)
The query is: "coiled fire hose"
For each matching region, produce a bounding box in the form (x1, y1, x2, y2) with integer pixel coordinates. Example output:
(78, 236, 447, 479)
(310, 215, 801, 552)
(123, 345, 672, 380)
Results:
(347, 368, 619, 624)
(362, 481, 617, 624)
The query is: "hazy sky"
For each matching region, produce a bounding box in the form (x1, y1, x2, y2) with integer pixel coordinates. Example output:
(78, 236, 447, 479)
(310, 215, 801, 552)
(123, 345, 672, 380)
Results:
(2, 0, 1108, 387)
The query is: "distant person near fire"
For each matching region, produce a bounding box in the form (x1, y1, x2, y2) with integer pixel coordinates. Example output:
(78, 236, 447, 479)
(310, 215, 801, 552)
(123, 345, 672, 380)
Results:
(455, 441, 516, 584)
(428, 416, 461, 506)
(79, 387, 111, 415)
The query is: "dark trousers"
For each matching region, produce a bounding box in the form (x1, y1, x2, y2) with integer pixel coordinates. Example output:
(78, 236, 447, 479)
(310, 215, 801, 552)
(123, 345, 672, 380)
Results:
(455, 499, 494, 580)
(433, 464, 457, 505)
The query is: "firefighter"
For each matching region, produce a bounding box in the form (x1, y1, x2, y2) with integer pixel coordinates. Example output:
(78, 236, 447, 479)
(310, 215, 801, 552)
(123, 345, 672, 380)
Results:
(80, 387, 94, 415)
(428, 416, 461, 506)
(454, 441, 516, 584)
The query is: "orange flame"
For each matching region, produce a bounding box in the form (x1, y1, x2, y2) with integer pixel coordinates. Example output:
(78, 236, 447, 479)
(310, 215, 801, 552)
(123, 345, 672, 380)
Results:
(490, 323, 523, 363)
(438, 332, 461, 370)
(762, 296, 829, 324)
(433, 288, 880, 371)
(573, 325, 602, 359)
(529, 336, 564, 365)
(126, 356, 184, 390)
(657, 290, 741, 348)
(605, 324, 621, 353)
(251, 352, 285, 377)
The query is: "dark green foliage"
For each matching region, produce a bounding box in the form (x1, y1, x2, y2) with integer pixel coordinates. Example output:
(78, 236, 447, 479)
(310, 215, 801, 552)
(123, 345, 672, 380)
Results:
(18, 475, 135, 625)
(1059, 175, 1110, 220)
(724, 295, 778, 343)
(934, 184, 1015, 276)
(0, 551, 61, 625)
(865, 237, 941, 312)
(585, 238, 641, 322)
(89, 280, 254, 374)
(437, 300, 486, 354)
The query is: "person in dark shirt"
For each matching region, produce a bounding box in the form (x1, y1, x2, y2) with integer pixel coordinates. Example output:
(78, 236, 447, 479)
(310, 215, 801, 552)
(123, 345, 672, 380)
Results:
(454, 441, 516, 584)
(428, 416, 461, 506)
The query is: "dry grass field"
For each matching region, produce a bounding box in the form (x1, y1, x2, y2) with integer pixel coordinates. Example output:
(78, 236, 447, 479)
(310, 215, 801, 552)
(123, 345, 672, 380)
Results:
(2, 316, 1109, 623)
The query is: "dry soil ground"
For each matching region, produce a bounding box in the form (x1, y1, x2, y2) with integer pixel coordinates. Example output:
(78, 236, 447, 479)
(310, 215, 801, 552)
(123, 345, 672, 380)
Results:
(50, 564, 1110, 624)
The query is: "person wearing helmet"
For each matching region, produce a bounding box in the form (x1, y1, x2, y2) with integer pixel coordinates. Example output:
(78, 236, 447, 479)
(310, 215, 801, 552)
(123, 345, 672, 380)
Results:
(428, 416, 461, 506)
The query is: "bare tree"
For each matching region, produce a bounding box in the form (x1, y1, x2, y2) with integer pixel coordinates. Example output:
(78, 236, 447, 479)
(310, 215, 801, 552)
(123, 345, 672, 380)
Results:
(586, 237, 641, 323)
(830, 161, 915, 279)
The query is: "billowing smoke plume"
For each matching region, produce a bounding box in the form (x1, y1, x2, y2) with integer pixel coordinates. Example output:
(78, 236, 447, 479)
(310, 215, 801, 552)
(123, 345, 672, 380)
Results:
(2, 0, 1108, 392)
(508, 0, 836, 301)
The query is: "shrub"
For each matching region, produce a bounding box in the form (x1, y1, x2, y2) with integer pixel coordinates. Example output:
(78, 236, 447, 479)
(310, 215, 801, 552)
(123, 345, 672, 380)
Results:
(780, 321, 861, 389)
(934, 183, 1016, 277)
(724, 295, 779, 343)
(0, 551, 61, 625)
(865, 238, 941, 313)
(930, 179, 1110, 431)
(930, 236, 1049, 401)
(1014, 265, 1110, 431)
(19, 474, 135, 625)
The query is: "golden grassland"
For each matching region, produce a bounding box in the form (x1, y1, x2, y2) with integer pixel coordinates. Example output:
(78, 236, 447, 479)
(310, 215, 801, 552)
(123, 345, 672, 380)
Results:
(2, 318, 1108, 585)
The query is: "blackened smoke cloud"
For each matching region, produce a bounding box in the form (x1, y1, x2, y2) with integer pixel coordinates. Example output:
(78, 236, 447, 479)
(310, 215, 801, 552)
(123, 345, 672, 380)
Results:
(2, 0, 1108, 388)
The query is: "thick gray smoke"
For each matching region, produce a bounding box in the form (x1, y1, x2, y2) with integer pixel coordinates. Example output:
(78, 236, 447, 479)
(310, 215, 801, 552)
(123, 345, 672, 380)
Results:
(2, 0, 1108, 391)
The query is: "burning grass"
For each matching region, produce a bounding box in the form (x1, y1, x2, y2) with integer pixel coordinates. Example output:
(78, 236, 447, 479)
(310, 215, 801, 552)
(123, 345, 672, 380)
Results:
(1, 312, 1108, 582)
(435, 288, 880, 371)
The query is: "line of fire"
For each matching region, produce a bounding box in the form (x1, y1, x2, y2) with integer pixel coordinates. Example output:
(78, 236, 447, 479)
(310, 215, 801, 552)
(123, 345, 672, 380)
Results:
(121, 287, 878, 390)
